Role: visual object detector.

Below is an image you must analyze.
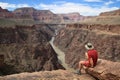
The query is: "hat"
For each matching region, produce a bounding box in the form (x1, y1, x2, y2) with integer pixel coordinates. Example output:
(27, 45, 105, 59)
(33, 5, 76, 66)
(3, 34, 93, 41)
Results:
(85, 43, 94, 50)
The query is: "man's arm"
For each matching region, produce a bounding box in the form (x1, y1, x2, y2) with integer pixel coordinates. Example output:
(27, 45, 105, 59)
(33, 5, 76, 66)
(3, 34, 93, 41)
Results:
(85, 52, 88, 59)
(90, 58, 94, 67)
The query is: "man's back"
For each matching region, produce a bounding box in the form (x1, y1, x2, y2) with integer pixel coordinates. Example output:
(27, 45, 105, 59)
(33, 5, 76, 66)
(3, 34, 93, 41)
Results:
(87, 49, 98, 67)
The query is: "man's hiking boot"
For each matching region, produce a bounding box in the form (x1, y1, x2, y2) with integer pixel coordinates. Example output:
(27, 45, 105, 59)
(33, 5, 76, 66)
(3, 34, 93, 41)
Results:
(74, 70, 81, 75)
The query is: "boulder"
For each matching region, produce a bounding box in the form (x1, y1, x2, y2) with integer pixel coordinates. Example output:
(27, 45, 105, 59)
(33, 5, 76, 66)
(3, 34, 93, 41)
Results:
(87, 59, 120, 80)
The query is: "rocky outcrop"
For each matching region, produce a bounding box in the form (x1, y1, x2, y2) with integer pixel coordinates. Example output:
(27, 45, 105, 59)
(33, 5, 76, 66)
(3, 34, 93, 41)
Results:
(0, 60, 119, 80)
(0, 70, 95, 80)
(58, 12, 85, 23)
(0, 7, 8, 12)
(0, 24, 64, 76)
(100, 9, 120, 16)
(0, 7, 95, 24)
(13, 7, 35, 19)
(13, 7, 61, 23)
(0, 24, 54, 43)
(81, 9, 120, 25)
(1, 7, 120, 25)
(54, 24, 120, 69)
(0, 7, 13, 18)
(87, 59, 120, 80)
(66, 24, 120, 34)
(0, 7, 61, 23)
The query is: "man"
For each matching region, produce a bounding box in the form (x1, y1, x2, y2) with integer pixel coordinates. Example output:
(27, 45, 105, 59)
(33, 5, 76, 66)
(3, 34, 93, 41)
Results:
(77, 43, 98, 75)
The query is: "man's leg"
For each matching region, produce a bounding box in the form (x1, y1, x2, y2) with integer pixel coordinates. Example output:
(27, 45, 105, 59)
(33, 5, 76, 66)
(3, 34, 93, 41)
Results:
(79, 61, 84, 72)
(74, 61, 85, 75)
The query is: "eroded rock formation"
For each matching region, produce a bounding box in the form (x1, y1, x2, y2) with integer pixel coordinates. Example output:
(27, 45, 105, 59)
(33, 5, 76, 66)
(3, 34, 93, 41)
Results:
(58, 12, 85, 23)
(0, 70, 95, 80)
(100, 9, 120, 16)
(0, 7, 92, 24)
(0, 7, 13, 18)
(0, 7, 61, 23)
(87, 59, 120, 80)
(13, 7, 61, 23)
(0, 24, 64, 75)
(54, 24, 120, 68)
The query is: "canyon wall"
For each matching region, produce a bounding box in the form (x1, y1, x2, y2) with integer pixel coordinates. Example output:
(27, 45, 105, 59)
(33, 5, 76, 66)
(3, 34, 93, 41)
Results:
(13, 7, 61, 23)
(0, 24, 64, 75)
(99, 9, 120, 16)
(0, 7, 13, 18)
(0, 7, 89, 24)
(54, 24, 120, 68)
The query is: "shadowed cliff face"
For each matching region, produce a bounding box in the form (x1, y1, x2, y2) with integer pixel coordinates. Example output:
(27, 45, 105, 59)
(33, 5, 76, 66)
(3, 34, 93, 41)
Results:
(54, 24, 120, 68)
(0, 24, 64, 75)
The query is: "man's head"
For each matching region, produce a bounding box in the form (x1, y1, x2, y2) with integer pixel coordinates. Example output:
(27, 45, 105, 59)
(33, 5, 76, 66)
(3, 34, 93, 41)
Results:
(85, 43, 94, 50)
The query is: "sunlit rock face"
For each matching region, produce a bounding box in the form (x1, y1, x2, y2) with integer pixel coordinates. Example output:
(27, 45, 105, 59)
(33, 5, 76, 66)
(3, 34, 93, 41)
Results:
(0, 7, 14, 18)
(87, 59, 120, 80)
(99, 9, 120, 16)
(54, 24, 120, 68)
(13, 7, 61, 23)
(0, 70, 96, 80)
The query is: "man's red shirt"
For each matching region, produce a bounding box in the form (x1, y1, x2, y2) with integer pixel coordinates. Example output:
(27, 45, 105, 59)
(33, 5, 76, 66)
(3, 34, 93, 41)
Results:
(87, 49, 98, 67)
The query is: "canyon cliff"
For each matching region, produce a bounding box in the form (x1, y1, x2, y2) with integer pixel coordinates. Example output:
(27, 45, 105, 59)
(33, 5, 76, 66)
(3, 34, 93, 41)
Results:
(0, 7, 120, 80)
(54, 24, 120, 79)
(13, 7, 61, 23)
(0, 7, 87, 24)
(58, 12, 85, 23)
(0, 70, 96, 80)
(100, 9, 120, 16)
(0, 7, 13, 18)
(54, 24, 120, 67)
(81, 9, 120, 25)
(0, 24, 64, 75)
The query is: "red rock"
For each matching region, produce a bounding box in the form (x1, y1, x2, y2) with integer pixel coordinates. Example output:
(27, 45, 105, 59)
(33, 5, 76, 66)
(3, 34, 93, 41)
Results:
(100, 9, 120, 16)
(13, 7, 61, 23)
(0, 24, 64, 76)
(58, 12, 85, 22)
(0, 70, 96, 80)
(54, 24, 120, 69)
(87, 59, 120, 80)
(0, 7, 14, 18)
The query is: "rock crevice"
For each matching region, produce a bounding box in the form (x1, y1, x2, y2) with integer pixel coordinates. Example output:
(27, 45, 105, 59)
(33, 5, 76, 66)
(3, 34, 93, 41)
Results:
(0, 24, 64, 76)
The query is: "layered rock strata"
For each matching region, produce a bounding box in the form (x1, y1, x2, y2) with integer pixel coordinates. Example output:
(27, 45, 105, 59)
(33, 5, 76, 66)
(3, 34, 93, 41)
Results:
(87, 59, 120, 80)
(54, 24, 120, 68)
(0, 24, 64, 75)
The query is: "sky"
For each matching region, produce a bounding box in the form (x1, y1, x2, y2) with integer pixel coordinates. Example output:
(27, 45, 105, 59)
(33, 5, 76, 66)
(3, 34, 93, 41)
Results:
(0, 0, 120, 16)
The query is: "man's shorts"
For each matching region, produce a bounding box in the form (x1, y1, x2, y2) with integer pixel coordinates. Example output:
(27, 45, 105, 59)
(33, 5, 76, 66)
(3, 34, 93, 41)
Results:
(83, 60, 91, 67)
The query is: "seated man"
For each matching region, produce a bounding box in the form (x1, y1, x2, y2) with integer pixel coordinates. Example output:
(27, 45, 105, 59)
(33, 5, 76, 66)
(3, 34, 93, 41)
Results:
(77, 43, 98, 75)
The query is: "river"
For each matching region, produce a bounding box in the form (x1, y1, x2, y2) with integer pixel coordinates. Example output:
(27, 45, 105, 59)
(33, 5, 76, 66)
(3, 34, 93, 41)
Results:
(49, 37, 75, 72)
